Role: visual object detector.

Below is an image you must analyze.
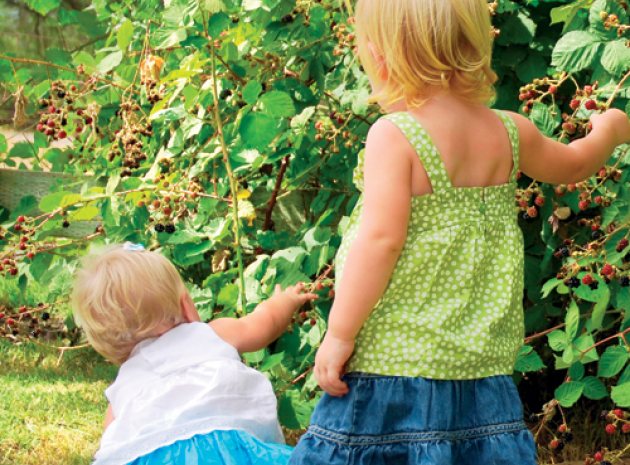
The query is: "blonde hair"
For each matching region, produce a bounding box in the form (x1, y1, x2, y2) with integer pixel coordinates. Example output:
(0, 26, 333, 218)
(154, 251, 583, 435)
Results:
(72, 245, 186, 364)
(355, 0, 497, 107)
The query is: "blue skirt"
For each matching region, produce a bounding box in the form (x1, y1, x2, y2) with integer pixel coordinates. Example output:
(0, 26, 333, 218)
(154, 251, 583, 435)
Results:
(127, 429, 292, 465)
(289, 373, 538, 465)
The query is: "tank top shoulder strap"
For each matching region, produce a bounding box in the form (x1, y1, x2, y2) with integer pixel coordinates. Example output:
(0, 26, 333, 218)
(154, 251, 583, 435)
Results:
(381, 112, 453, 193)
(493, 110, 520, 183)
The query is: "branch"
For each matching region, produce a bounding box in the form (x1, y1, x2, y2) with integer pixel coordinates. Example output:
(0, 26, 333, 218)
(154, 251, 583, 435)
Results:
(263, 156, 290, 231)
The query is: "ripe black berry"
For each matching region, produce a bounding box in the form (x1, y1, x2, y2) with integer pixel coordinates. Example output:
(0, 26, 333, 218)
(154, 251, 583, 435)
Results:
(591, 229, 604, 240)
(62, 220, 70, 228)
(601, 462, 612, 465)
(165, 224, 176, 234)
(589, 281, 599, 290)
(41, 312, 50, 321)
(281, 14, 294, 23)
(219, 89, 232, 100)
(154, 224, 165, 233)
(564, 277, 580, 288)
(621, 276, 630, 287)
(561, 431, 573, 443)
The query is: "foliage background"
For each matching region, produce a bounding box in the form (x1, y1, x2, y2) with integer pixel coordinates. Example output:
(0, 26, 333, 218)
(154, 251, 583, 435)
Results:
(0, 0, 629, 460)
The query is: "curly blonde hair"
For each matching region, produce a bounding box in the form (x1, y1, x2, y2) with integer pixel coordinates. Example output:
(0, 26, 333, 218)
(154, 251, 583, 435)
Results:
(355, 0, 497, 107)
(72, 245, 186, 364)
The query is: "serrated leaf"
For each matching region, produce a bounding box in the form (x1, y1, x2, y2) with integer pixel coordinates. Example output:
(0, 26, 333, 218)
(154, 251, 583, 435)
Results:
(117, 19, 134, 51)
(97, 51, 123, 74)
(243, 81, 262, 104)
(611, 382, 630, 407)
(208, 12, 230, 38)
(530, 103, 560, 136)
(239, 112, 278, 148)
(565, 300, 580, 339)
(515, 347, 546, 372)
(601, 40, 630, 78)
(598, 346, 629, 378)
(260, 91, 296, 118)
(0, 134, 6, 154)
(582, 376, 608, 400)
(69, 205, 99, 221)
(555, 381, 584, 407)
(25, 0, 60, 15)
(39, 192, 80, 213)
(551, 30, 602, 72)
(548, 330, 569, 351)
(550, 0, 590, 26)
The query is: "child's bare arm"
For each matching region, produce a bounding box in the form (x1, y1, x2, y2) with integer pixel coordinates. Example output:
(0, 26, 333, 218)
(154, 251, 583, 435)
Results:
(209, 284, 316, 353)
(509, 109, 630, 185)
(104, 403, 114, 430)
(315, 119, 413, 396)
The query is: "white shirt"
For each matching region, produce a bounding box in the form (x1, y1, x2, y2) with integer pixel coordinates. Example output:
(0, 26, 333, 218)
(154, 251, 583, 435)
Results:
(93, 322, 285, 465)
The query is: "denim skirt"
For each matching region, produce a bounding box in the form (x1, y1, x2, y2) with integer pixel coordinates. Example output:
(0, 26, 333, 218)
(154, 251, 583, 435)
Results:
(289, 373, 538, 465)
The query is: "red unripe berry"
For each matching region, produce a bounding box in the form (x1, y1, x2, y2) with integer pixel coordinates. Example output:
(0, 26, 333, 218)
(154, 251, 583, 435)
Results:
(45, 128, 54, 136)
(569, 99, 580, 110)
(163, 207, 173, 216)
(558, 424, 567, 433)
(48, 106, 56, 114)
(562, 122, 577, 134)
(617, 238, 629, 252)
(549, 85, 557, 94)
(26, 252, 35, 259)
(623, 423, 630, 433)
(19, 306, 27, 313)
(9, 268, 17, 276)
(47, 119, 55, 128)
(598, 167, 607, 178)
(579, 200, 590, 210)
(582, 274, 594, 285)
(17, 215, 25, 223)
(584, 85, 593, 96)
(535, 196, 545, 207)
(6, 317, 15, 325)
(527, 206, 538, 218)
(328, 289, 335, 299)
(567, 184, 577, 192)
(585, 99, 597, 110)
(57, 130, 67, 139)
(310, 318, 317, 326)
(605, 423, 617, 435)
(594, 452, 604, 461)
(549, 439, 560, 449)
(14, 224, 22, 232)
(299, 311, 307, 320)
(19, 243, 26, 251)
(152, 200, 161, 209)
(594, 196, 603, 205)
(0, 312, 4, 319)
(75, 125, 83, 134)
(85, 116, 93, 124)
(602, 264, 614, 276)
(2, 259, 10, 265)
(613, 408, 624, 418)
(315, 282, 324, 291)
(36, 123, 44, 132)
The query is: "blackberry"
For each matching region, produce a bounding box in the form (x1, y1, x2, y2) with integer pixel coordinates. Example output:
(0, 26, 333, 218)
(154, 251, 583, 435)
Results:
(561, 431, 573, 443)
(621, 276, 630, 287)
(165, 224, 176, 234)
(62, 220, 70, 228)
(558, 246, 570, 258)
(154, 224, 165, 233)
(41, 312, 50, 321)
(565, 277, 580, 288)
(589, 281, 599, 290)
(219, 89, 232, 100)
(281, 14, 294, 23)
(591, 229, 604, 240)
(601, 462, 612, 465)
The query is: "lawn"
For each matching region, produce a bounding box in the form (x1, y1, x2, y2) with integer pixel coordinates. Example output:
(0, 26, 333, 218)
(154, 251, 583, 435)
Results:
(0, 340, 116, 465)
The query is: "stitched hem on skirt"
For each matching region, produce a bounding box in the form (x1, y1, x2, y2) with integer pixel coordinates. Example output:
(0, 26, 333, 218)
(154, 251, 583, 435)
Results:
(307, 420, 528, 446)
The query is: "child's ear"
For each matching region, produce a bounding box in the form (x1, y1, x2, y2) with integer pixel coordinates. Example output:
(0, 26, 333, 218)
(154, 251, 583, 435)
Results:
(367, 42, 388, 81)
(180, 291, 201, 323)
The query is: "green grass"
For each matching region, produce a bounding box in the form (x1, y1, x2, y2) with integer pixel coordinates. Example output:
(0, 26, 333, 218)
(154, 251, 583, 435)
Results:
(0, 340, 117, 465)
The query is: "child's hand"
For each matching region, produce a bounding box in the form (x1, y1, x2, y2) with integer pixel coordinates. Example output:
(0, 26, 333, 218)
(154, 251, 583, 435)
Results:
(272, 283, 318, 312)
(314, 333, 355, 397)
(590, 109, 630, 145)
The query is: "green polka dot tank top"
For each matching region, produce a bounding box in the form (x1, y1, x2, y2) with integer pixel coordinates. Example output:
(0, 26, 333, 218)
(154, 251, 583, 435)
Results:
(335, 111, 524, 379)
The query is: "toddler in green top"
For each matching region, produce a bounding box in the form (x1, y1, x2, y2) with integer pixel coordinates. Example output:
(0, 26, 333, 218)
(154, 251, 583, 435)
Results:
(289, 1, 630, 464)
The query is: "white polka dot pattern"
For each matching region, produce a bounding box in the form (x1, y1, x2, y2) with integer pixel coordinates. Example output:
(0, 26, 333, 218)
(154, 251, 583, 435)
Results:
(336, 111, 525, 379)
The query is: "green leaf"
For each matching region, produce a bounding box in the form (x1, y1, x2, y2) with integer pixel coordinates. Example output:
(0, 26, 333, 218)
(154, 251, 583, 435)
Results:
(242, 81, 262, 104)
(217, 283, 239, 308)
(597, 346, 629, 378)
(0, 134, 6, 154)
(611, 382, 630, 407)
(278, 391, 313, 429)
(530, 103, 560, 137)
(551, 30, 602, 72)
(208, 12, 230, 38)
(582, 376, 608, 400)
(9, 142, 38, 159)
(565, 300, 580, 340)
(259, 352, 284, 371)
(575, 334, 600, 364)
(568, 362, 585, 381)
(260, 91, 296, 118)
(69, 205, 99, 221)
(515, 346, 546, 372)
(97, 51, 123, 74)
(555, 381, 584, 407)
(601, 40, 630, 78)
(39, 192, 81, 213)
(496, 12, 536, 45)
(589, 286, 610, 330)
(541, 277, 562, 298)
(550, 0, 590, 26)
(25, 0, 61, 15)
(28, 253, 54, 282)
(548, 330, 569, 351)
(239, 112, 278, 149)
(117, 20, 134, 51)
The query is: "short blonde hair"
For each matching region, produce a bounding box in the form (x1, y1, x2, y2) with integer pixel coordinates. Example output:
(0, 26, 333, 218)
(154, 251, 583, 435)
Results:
(72, 245, 186, 364)
(355, 0, 497, 107)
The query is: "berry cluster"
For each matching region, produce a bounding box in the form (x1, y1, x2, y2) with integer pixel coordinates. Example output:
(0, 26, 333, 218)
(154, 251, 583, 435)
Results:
(314, 110, 358, 153)
(140, 55, 165, 103)
(331, 22, 355, 57)
(518, 77, 563, 114)
(517, 187, 545, 220)
(548, 422, 574, 454)
(599, 10, 630, 37)
(109, 99, 153, 177)
(0, 303, 55, 340)
(35, 81, 91, 141)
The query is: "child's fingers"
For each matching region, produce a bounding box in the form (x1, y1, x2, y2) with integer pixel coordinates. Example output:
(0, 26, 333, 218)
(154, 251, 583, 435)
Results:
(315, 365, 349, 397)
(274, 284, 282, 295)
(300, 292, 318, 302)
